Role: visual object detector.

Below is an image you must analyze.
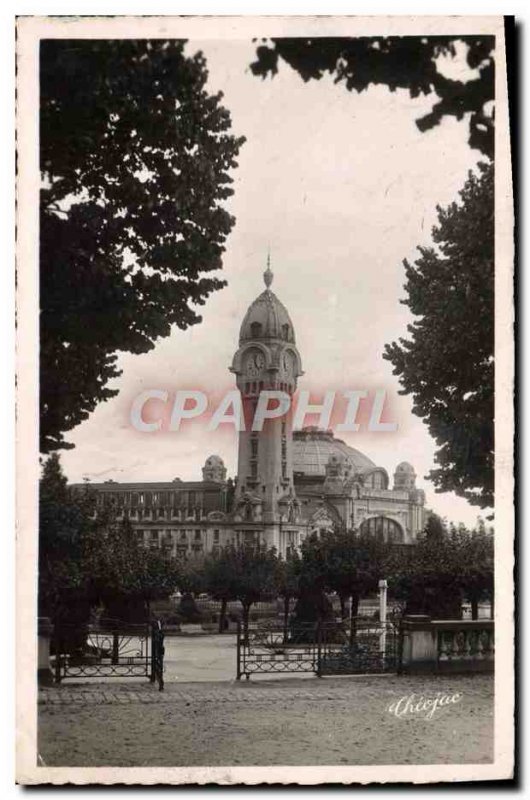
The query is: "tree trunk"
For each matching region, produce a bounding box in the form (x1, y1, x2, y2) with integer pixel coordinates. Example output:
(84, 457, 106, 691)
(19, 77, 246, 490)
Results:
(283, 596, 290, 643)
(339, 594, 346, 622)
(490, 592, 494, 619)
(218, 597, 227, 633)
(471, 597, 479, 620)
(111, 629, 119, 665)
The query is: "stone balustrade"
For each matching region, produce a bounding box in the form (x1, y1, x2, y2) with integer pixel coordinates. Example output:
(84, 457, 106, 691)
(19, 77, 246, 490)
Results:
(399, 615, 494, 674)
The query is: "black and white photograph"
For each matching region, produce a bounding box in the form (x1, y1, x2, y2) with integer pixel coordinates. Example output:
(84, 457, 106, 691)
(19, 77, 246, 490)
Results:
(15, 13, 514, 785)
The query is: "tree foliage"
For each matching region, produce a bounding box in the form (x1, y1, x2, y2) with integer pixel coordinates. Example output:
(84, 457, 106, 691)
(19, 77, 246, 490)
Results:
(251, 36, 494, 157)
(448, 519, 494, 618)
(275, 550, 301, 601)
(39, 454, 96, 622)
(203, 543, 278, 636)
(275, 550, 302, 639)
(40, 40, 245, 453)
(84, 519, 180, 621)
(299, 528, 391, 619)
(176, 556, 208, 596)
(202, 547, 240, 631)
(389, 514, 494, 618)
(39, 454, 179, 624)
(384, 163, 494, 509)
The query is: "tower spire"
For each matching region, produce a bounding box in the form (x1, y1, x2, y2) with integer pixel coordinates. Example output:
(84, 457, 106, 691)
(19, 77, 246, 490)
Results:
(263, 248, 273, 289)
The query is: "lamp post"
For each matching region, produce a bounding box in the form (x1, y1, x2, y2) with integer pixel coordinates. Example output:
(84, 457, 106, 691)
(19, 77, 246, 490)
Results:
(379, 579, 388, 623)
(378, 579, 388, 661)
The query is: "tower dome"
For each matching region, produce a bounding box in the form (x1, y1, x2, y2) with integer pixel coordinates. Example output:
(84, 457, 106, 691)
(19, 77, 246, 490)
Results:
(202, 455, 227, 483)
(293, 428, 377, 476)
(239, 260, 296, 344)
(393, 461, 416, 490)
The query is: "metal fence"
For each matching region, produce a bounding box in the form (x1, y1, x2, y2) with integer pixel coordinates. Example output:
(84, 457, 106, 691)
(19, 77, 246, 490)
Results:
(318, 618, 400, 676)
(53, 619, 165, 690)
(236, 618, 401, 680)
(236, 622, 319, 679)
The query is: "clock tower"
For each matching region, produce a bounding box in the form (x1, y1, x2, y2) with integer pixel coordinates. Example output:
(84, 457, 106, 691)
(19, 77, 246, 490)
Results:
(229, 259, 303, 550)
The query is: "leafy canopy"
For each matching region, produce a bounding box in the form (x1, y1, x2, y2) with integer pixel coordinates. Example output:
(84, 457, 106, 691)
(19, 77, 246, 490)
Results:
(39, 453, 180, 622)
(251, 36, 494, 157)
(40, 40, 245, 453)
(275, 550, 302, 600)
(384, 163, 494, 510)
(389, 514, 494, 618)
(300, 528, 391, 600)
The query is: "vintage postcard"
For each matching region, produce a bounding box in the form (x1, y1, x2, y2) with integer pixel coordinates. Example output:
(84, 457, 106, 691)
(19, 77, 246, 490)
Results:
(16, 14, 514, 784)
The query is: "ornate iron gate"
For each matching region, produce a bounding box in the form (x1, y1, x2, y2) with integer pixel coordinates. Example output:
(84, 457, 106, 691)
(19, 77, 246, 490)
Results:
(236, 619, 401, 680)
(53, 619, 165, 690)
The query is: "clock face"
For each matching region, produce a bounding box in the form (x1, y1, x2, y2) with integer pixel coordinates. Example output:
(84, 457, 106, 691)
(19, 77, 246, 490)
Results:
(246, 351, 265, 377)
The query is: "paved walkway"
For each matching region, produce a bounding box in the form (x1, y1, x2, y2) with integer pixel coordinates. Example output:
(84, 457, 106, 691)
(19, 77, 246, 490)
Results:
(38, 674, 494, 767)
(38, 677, 432, 705)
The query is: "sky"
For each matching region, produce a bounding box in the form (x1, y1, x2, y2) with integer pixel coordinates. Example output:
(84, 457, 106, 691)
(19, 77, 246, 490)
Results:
(61, 38, 487, 527)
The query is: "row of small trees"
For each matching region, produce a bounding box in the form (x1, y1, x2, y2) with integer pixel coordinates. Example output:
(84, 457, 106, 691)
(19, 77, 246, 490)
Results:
(39, 454, 180, 627)
(40, 455, 494, 635)
(177, 516, 494, 637)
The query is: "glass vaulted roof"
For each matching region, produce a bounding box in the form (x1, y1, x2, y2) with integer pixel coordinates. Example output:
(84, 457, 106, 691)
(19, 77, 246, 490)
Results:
(292, 427, 376, 476)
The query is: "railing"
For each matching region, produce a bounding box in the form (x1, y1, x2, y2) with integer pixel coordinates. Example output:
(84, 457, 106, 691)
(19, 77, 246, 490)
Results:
(53, 619, 165, 689)
(399, 616, 494, 674)
(236, 619, 400, 680)
(435, 620, 494, 670)
(236, 621, 319, 679)
(318, 619, 399, 676)
(236, 617, 495, 679)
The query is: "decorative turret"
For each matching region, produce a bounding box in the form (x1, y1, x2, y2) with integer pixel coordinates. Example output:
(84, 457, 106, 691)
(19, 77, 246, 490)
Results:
(231, 261, 303, 397)
(393, 462, 416, 491)
(202, 455, 227, 483)
(238, 259, 298, 347)
(325, 452, 351, 480)
(323, 452, 353, 495)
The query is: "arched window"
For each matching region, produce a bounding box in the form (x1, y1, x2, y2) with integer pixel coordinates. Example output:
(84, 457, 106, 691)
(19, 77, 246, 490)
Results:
(359, 516, 403, 543)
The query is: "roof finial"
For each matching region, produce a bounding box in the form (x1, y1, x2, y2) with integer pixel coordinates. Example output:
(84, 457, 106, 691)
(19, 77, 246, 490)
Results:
(263, 248, 273, 289)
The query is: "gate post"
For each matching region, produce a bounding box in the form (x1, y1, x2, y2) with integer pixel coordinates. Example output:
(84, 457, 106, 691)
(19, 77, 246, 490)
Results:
(236, 620, 241, 680)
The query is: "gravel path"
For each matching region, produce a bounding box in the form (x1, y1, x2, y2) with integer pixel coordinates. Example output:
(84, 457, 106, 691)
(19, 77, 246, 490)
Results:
(38, 674, 493, 767)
